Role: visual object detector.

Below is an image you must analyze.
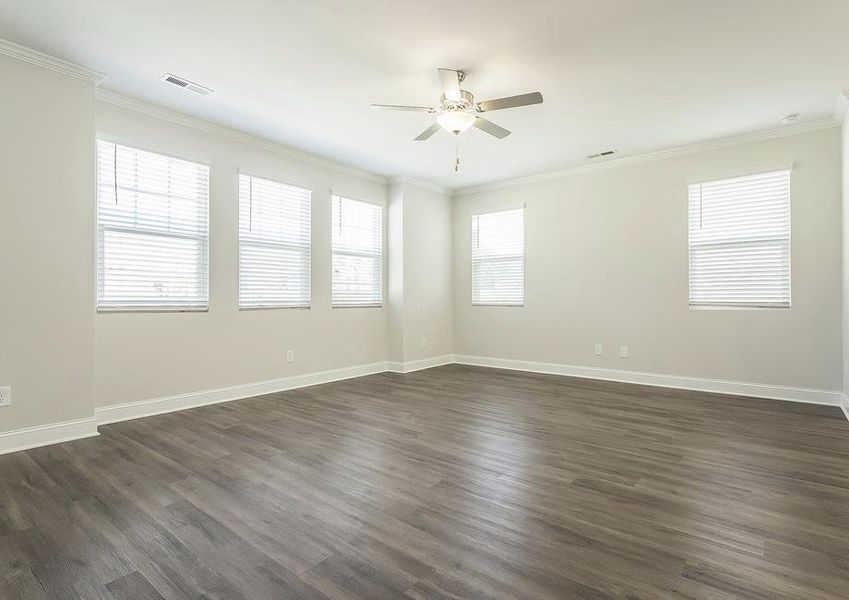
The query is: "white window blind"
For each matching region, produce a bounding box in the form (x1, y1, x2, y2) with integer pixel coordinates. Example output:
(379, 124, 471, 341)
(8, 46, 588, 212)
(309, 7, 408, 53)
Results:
(331, 195, 382, 307)
(96, 140, 209, 311)
(239, 174, 311, 308)
(688, 169, 791, 308)
(472, 207, 524, 306)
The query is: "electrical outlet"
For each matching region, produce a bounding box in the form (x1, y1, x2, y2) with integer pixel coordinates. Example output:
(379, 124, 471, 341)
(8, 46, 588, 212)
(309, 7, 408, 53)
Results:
(286, 350, 295, 364)
(421, 338, 428, 349)
(594, 344, 603, 356)
(619, 346, 629, 358)
(0, 386, 10, 407)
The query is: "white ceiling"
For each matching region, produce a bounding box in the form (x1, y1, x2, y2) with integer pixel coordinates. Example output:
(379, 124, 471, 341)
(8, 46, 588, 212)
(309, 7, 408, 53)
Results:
(1, 1, 848, 189)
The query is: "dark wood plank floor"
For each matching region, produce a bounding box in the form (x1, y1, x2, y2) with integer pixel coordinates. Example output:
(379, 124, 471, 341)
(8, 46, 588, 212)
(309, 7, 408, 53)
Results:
(1, 365, 848, 599)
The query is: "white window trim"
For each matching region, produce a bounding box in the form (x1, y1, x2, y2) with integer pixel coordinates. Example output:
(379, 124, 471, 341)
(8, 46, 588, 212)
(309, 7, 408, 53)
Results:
(331, 194, 384, 308)
(687, 168, 792, 310)
(238, 172, 312, 310)
(471, 206, 525, 307)
(96, 139, 211, 313)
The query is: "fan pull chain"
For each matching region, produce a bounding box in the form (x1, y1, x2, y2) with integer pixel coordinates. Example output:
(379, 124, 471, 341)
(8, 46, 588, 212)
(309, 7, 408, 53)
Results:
(455, 135, 460, 172)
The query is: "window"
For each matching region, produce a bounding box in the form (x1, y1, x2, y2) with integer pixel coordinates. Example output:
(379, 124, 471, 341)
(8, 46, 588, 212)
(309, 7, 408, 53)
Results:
(688, 169, 791, 308)
(239, 174, 311, 308)
(472, 207, 524, 306)
(96, 140, 209, 311)
(331, 195, 382, 307)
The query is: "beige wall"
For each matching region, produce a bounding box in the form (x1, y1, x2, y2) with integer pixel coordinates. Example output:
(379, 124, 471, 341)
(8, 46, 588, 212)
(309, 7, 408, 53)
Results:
(400, 183, 454, 361)
(387, 182, 454, 364)
(0, 55, 96, 432)
(842, 106, 849, 396)
(454, 128, 843, 391)
(94, 101, 389, 407)
(1, 47, 844, 441)
(387, 183, 405, 362)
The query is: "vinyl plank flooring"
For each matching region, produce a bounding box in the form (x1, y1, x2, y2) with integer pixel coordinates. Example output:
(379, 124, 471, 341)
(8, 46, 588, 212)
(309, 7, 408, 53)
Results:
(1, 364, 848, 599)
(106, 571, 165, 600)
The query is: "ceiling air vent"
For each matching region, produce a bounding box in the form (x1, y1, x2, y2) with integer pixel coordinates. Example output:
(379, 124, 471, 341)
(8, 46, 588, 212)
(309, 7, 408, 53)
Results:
(160, 73, 213, 95)
(587, 150, 616, 159)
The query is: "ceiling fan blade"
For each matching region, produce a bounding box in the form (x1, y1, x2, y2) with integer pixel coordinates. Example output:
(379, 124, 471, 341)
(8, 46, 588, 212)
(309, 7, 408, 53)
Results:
(371, 104, 435, 112)
(477, 92, 543, 112)
(414, 123, 441, 141)
(437, 68, 462, 101)
(473, 118, 511, 139)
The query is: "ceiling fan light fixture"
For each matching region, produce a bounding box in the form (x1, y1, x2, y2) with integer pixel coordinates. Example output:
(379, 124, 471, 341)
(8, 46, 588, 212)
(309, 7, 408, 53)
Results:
(437, 111, 476, 134)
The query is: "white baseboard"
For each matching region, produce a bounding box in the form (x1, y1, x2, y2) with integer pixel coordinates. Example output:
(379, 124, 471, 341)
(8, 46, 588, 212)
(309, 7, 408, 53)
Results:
(386, 354, 456, 374)
(98, 355, 455, 425)
(95, 361, 389, 425)
(5, 355, 843, 457)
(0, 417, 99, 456)
(453, 354, 844, 407)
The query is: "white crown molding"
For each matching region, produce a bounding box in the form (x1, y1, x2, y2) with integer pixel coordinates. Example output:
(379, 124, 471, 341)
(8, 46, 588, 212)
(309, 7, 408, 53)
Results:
(389, 176, 451, 196)
(454, 117, 841, 196)
(0, 38, 105, 83)
(96, 89, 388, 185)
(453, 355, 845, 407)
(3, 36, 841, 196)
(0, 417, 99, 456)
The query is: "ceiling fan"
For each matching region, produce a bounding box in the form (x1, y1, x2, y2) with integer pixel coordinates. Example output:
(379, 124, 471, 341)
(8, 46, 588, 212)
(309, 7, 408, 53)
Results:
(372, 68, 543, 169)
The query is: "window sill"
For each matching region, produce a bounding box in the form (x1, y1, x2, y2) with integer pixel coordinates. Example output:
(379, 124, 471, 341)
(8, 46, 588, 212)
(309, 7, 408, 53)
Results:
(97, 306, 209, 314)
(472, 303, 525, 307)
(689, 304, 791, 311)
(239, 305, 311, 311)
(332, 304, 383, 309)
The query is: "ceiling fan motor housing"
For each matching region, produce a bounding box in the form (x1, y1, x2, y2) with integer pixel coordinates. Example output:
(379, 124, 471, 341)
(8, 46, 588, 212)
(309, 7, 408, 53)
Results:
(440, 89, 476, 112)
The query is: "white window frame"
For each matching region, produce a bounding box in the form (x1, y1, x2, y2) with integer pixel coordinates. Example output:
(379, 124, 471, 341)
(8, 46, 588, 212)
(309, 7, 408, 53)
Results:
(238, 173, 312, 309)
(331, 195, 383, 308)
(96, 139, 210, 312)
(471, 206, 525, 307)
(688, 168, 792, 309)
